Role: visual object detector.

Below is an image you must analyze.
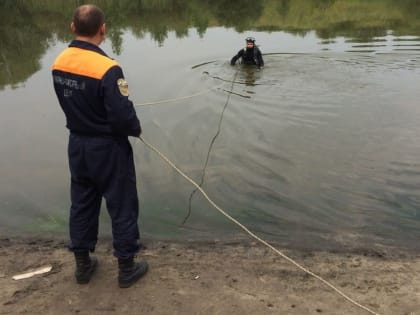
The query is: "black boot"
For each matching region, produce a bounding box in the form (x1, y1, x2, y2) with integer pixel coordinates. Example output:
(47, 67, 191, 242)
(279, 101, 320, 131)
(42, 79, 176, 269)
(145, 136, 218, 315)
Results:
(118, 257, 148, 288)
(74, 251, 98, 284)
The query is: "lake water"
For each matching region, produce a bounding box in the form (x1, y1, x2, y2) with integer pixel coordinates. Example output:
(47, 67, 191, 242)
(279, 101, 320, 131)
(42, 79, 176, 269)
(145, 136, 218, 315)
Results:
(1, 1, 420, 251)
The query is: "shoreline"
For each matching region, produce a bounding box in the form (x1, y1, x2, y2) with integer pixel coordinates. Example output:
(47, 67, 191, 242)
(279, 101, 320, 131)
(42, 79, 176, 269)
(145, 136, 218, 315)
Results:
(1, 237, 419, 314)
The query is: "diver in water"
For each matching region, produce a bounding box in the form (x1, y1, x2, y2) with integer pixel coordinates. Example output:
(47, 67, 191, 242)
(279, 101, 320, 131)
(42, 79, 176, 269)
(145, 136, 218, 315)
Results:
(230, 37, 264, 69)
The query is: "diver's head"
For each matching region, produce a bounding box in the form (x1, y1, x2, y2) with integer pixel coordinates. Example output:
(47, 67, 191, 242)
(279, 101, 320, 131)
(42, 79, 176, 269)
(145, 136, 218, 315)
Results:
(245, 37, 255, 48)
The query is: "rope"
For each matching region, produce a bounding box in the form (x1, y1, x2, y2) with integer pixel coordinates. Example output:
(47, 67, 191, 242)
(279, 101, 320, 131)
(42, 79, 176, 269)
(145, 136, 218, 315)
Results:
(134, 84, 224, 107)
(184, 69, 239, 224)
(138, 135, 380, 315)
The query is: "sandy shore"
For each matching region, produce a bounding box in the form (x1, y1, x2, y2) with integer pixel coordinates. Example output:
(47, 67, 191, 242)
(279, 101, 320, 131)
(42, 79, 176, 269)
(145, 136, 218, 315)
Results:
(0, 237, 419, 315)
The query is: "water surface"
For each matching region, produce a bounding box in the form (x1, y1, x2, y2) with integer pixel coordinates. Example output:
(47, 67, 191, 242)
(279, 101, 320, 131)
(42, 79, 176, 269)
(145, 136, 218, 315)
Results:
(1, 0, 420, 251)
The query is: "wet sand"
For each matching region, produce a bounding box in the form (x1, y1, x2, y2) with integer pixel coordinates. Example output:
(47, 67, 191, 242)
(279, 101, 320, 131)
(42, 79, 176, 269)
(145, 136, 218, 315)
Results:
(1, 238, 419, 315)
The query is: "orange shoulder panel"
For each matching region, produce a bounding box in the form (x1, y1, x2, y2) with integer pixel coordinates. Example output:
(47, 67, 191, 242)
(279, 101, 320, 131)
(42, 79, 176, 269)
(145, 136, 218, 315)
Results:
(52, 47, 118, 79)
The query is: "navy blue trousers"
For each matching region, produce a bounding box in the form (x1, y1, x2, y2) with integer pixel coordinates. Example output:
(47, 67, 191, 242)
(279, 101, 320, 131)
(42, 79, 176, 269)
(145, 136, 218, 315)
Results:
(68, 134, 140, 258)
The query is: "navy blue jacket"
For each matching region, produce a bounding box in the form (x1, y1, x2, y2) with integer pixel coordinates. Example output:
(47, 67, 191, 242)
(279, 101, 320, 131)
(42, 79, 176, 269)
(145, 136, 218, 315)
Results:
(52, 40, 141, 137)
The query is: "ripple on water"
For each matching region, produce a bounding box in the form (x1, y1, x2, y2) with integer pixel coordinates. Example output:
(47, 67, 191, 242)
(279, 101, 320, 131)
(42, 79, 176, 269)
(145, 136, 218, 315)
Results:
(185, 53, 420, 250)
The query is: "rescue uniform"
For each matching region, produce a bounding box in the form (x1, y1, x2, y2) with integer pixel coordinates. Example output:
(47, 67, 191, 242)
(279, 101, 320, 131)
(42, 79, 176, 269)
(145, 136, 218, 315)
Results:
(52, 40, 141, 259)
(230, 46, 264, 68)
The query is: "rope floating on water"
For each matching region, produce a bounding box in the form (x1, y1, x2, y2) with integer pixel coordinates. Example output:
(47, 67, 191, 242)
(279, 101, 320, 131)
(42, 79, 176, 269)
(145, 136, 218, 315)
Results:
(138, 135, 380, 315)
(184, 69, 239, 224)
(134, 83, 224, 107)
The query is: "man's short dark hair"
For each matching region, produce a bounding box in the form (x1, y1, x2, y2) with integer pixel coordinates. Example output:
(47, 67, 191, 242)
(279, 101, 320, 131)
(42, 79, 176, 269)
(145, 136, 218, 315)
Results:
(72, 5, 105, 37)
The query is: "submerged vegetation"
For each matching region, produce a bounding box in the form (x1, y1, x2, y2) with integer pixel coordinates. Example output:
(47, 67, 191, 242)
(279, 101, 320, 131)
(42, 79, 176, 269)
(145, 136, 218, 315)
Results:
(1, 0, 419, 89)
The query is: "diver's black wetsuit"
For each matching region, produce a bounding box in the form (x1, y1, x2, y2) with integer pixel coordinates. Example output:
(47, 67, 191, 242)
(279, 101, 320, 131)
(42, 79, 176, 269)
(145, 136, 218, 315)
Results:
(230, 47, 264, 68)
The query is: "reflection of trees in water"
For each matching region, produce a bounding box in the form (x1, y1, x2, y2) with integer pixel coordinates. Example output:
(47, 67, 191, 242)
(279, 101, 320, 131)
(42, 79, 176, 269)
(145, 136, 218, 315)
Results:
(1, 0, 420, 89)
(275, 0, 420, 39)
(0, 2, 50, 90)
(277, 0, 337, 17)
(209, 0, 263, 32)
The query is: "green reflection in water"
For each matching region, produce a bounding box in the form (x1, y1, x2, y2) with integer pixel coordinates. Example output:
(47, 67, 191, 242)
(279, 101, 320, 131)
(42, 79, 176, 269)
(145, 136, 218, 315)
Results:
(0, 0, 419, 90)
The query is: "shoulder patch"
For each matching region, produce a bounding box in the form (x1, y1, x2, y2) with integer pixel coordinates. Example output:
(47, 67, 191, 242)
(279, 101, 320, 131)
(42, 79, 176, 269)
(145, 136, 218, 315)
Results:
(117, 78, 129, 96)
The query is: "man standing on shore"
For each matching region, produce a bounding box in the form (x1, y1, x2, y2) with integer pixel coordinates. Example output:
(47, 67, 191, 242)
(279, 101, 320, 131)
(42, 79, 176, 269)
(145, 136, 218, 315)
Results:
(52, 4, 148, 288)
